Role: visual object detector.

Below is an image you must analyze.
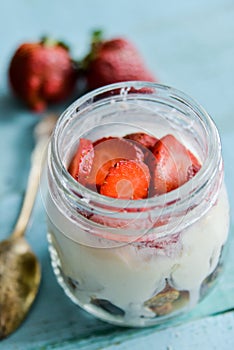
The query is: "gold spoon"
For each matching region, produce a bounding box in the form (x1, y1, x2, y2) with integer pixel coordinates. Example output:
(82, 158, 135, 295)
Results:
(0, 114, 57, 339)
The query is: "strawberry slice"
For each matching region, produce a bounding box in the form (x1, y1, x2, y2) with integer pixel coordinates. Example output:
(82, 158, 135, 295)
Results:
(86, 138, 144, 187)
(93, 136, 116, 147)
(124, 132, 158, 150)
(68, 138, 94, 184)
(139, 233, 180, 249)
(187, 150, 201, 180)
(100, 159, 150, 199)
(123, 134, 158, 191)
(152, 134, 201, 195)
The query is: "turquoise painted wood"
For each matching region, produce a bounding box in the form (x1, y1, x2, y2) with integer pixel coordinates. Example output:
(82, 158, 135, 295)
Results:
(1, 0, 234, 349)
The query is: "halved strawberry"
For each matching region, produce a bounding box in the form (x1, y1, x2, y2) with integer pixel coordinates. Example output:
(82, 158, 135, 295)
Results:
(86, 138, 144, 187)
(187, 150, 201, 180)
(100, 159, 150, 199)
(68, 138, 94, 184)
(123, 134, 158, 191)
(152, 134, 201, 195)
(124, 132, 158, 150)
(93, 136, 116, 147)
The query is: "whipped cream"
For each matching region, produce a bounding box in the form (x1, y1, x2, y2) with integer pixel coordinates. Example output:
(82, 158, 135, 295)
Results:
(46, 182, 229, 323)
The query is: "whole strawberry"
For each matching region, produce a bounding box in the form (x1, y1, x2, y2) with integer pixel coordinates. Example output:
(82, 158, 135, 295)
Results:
(83, 31, 156, 91)
(8, 37, 77, 112)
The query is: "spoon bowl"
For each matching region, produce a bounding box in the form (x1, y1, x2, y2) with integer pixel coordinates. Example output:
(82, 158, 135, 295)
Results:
(0, 237, 40, 339)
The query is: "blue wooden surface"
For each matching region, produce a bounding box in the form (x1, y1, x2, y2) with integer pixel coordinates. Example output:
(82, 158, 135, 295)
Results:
(1, 1, 234, 349)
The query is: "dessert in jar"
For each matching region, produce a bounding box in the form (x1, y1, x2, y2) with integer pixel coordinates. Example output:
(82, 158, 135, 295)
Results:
(45, 82, 230, 327)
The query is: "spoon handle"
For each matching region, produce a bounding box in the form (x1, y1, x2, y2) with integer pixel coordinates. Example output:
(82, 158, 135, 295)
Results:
(11, 114, 57, 239)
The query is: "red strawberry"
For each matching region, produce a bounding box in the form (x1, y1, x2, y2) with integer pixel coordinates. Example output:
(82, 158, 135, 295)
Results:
(83, 31, 156, 91)
(122, 134, 157, 194)
(187, 150, 202, 180)
(8, 37, 77, 112)
(100, 159, 150, 200)
(152, 134, 201, 195)
(68, 138, 94, 184)
(139, 233, 180, 249)
(147, 235, 182, 257)
(93, 136, 116, 146)
(87, 137, 144, 188)
(124, 132, 158, 150)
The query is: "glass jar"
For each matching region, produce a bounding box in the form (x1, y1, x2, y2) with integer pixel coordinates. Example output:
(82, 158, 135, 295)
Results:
(45, 82, 230, 327)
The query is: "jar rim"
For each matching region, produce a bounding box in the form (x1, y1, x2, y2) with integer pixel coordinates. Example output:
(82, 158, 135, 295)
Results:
(51, 81, 222, 212)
